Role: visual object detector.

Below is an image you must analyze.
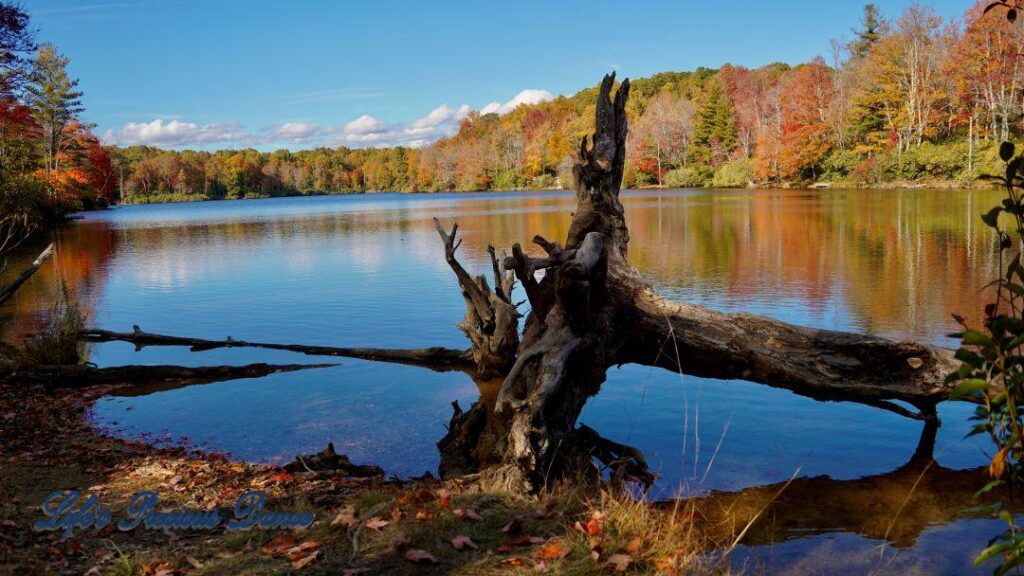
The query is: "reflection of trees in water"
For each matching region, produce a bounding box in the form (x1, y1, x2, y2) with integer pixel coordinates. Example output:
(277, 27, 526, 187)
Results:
(621, 189, 1005, 341)
(0, 188, 1001, 346)
(0, 222, 118, 341)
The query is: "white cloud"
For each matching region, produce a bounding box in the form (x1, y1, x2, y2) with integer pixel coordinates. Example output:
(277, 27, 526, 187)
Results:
(328, 104, 470, 147)
(343, 115, 388, 136)
(480, 89, 555, 116)
(410, 104, 470, 130)
(270, 122, 320, 141)
(103, 119, 249, 147)
(101, 88, 552, 149)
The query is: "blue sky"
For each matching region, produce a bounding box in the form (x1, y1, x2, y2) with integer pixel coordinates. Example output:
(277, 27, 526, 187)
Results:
(29, 0, 970, 150)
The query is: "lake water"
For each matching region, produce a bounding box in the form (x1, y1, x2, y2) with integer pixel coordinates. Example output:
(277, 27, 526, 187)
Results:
(0, 188, 1009, 573)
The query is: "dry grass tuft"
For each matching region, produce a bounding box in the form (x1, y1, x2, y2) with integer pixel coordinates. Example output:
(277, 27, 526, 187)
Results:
(16, 290, 88, 368)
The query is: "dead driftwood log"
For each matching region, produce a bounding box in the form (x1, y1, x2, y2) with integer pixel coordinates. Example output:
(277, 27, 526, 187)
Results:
(64, 74, 958, 492)
(80, 326, 473, 372)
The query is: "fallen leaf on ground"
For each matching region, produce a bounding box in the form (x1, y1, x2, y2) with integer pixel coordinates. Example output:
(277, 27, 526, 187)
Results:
(331, 507, 357, 527)
(625, 537, 643, 554)
(454, 507, 483, 521)
(503, 518, 523, 535)
(404, 549, 438, 564)
(285, 541, 320, 561)
(538, 542, 570, 560)
(291, 550, 319, 570)
(269, 471, 294, 483)
(607, 553, 631, 572)
(437, 488, 452, 508)
(451, 535, 478, 550)
(260, 533, 297, 556)
(184, 556, 203, 569)
(365, 517, 389, 530)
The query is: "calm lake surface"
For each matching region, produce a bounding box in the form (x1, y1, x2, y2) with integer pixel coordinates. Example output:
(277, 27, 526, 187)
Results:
(0, 188, 1010, 573)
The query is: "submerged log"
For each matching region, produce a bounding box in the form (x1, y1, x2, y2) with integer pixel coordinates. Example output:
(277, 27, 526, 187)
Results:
(0, 243, 54, 306)
(283, 442, 384, 477)
(13, 362, 335, 389)
(436, 73, 958, 492)
(80, 326, 474, 372)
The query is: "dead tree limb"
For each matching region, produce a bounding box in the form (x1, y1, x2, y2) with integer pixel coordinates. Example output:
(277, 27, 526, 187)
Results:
(433, 218, 519, 378)
(0, 243, 54, 306)
(80, 326, 474, 372)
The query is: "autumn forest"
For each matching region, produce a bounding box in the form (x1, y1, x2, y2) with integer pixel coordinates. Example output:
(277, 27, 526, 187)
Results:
(102, 1, 1024, 203)
(1, 1, 1021, 210)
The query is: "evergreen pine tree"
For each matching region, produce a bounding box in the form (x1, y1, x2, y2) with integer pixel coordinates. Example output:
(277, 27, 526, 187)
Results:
(690, 78, 737, 169)
(25, 44, 83, 173)
(847, 4, 887, 59)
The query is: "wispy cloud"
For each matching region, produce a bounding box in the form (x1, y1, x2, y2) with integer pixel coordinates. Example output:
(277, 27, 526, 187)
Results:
(269, 88, 387, 105)
(33, 3, 138, 15)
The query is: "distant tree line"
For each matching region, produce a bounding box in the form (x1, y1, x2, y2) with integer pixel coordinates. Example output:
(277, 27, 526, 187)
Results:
(104, 2, 1024, 202)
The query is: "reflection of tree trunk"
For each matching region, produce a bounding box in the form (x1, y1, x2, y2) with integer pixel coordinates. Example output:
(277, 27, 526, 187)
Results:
(690, 452, 1002, 550)
(435, 73, 958, 492)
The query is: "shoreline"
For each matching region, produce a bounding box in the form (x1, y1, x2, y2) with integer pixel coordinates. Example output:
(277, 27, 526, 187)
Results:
(111, 179, 999, 208)
(0, 380, 729, 575)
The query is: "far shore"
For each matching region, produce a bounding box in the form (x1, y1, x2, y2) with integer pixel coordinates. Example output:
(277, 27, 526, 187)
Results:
(112, 179, 1000, 207)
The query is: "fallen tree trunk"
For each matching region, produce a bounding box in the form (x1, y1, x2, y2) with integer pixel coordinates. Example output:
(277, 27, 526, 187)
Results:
(80, 326, 474, 372)
(623, 292, 955, 420)
(0, 243, 54, 306)
(10, 362, 335, 389)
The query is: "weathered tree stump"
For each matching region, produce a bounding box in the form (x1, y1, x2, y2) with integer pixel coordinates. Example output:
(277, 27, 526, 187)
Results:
(434, 73, 957, 492)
